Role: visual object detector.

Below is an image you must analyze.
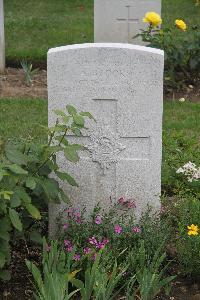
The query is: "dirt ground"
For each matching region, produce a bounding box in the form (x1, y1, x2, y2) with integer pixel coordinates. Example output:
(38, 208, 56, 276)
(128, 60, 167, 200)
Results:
(0, 68, 47, 99)
(0, 68, 199, 102)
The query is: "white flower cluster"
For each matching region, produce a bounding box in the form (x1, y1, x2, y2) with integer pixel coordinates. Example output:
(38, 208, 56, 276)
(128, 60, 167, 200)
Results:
(176, 161, 200, 182)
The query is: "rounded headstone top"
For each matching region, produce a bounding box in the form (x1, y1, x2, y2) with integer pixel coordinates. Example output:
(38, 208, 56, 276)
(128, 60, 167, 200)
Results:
(48, 43, 164, 56)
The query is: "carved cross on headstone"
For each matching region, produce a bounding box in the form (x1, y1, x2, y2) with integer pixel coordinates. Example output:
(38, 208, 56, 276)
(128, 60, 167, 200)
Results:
(116, 6, 139, 43)
(68, 98, 150, 174)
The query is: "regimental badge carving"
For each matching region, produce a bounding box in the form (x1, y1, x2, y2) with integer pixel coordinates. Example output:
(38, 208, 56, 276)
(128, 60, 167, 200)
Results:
(87, 125, 126, 173)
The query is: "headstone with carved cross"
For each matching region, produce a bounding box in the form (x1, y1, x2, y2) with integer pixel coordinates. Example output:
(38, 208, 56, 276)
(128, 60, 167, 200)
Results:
(94, 0, 161, 45)
(48, 43, 164, 236)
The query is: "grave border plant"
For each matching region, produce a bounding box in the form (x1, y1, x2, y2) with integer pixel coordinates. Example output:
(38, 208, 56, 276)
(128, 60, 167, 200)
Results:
(0, 104, 94, 280)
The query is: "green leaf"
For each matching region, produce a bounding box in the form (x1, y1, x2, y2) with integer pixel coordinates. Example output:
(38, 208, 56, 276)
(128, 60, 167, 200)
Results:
(54, 109, 67, 118)
(73, 114, 84, 127)
(64, 146, 79, 162)
(29, 231, 43, 245)
(55, 171, 78, 187)
(71, 127, 82, 136)
(41, 178, 60, 200)
(66, 105, 77, 115)
(0, 269, 11, 281)
(5, 148, 27, 165)
(0, 228, 10, 241)
(14, 186, 31, 204)
(25, 204, 41, 220)
(0, 252, 6, 268)
(60, 190, 70, 203)
(10, 193, 21, 208)
(7, 164, 28, 175)
(26, 177, 36, 190)
(80, 111, 95, 121)
(9, 208, 22, 231)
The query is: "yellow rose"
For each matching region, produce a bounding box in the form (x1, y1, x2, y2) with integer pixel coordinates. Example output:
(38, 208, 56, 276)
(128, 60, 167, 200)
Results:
(143, 12, 162, 27)
(175, 19, 187, 31)
(187, 224, 199, 236)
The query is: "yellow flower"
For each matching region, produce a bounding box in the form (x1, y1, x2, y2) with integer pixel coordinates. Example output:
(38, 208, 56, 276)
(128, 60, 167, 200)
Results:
(175, 19, 187, 31)
(143, 12, 162, 27)
(187, 224, 199, 236)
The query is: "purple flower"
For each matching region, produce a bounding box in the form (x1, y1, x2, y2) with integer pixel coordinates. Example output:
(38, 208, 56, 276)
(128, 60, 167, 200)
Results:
(63, 223, 68, 230)
(114, 224, 123, 234)
(73, 254, 81, 261)
(83, 247, 91, 255)
(95, 215, 102, 225)
(88, 236, 98, 246)
(132, 226, 141, 233)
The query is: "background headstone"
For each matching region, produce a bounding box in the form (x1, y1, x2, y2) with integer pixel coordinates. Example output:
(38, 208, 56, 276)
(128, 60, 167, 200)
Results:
(48, 43, 164, 236)
(0, 0, 5, 72)
(94, 0, 161, 45)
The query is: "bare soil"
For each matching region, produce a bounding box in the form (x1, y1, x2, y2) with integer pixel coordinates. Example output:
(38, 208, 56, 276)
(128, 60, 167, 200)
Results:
(0, 68, 47, 99)
(0, 68, 199, 102)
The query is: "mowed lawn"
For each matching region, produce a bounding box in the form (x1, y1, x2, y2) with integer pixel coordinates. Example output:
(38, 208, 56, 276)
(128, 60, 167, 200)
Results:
(4, 0, 200, 63)
(0, 98, 199, 190)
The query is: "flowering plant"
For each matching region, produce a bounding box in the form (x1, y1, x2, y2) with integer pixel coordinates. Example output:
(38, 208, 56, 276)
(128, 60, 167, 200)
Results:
(176, 161, 200, 182)
(57, 200, 171, 284)
(135, 12, 200, 90)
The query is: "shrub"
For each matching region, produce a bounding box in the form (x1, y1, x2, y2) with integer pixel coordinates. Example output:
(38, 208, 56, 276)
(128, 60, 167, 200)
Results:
(0, 105, 93, 280)
(137, 13, 200, 90)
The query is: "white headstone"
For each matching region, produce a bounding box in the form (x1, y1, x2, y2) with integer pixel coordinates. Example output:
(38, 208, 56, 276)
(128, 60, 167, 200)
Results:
(48, 43, 164, 236)
(0, 0, 5, 72)
(94, 0, 161, 45)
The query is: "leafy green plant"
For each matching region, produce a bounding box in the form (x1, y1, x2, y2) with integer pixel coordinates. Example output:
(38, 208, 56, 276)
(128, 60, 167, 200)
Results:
(26, 239, 80, 300)
(127, 241, 175, 300)
(71, 250, 126, 300)
(0, 104, 94, 280)
(20, 59, 39, 86)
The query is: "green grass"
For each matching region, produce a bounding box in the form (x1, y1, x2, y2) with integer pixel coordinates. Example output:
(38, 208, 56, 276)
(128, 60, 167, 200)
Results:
(0, 98, 47, 142)
(0, 98, 199, 191)
(4, 0, 200, 64)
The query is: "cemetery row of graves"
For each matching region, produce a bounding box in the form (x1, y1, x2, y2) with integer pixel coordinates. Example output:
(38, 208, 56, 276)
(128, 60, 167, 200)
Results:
(0, 0, 200, 299)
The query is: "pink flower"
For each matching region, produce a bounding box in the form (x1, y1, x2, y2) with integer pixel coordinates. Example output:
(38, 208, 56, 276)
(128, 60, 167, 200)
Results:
(132, 226, 141, 233)
(95, 215, 102, 225)
(83, 247, 91, 255)
(127, 200, 136, 209)
(75, 216, 82, 224)
(88, 236, 98, 246)
(102, 238, 109, 245)
(114, 224, 123, 234)
(73, 254, 81, 261)
(66, 207, 74, 217)
(66, 245, 73, 252)
(63, 223, 68, 230)
(64, 239, 71, 247)
(118, 197, 126, 205)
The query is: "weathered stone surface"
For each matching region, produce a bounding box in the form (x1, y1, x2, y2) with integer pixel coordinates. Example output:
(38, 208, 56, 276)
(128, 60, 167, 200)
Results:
(94, 0, 161, 45)
(48, 43, 164, 236)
